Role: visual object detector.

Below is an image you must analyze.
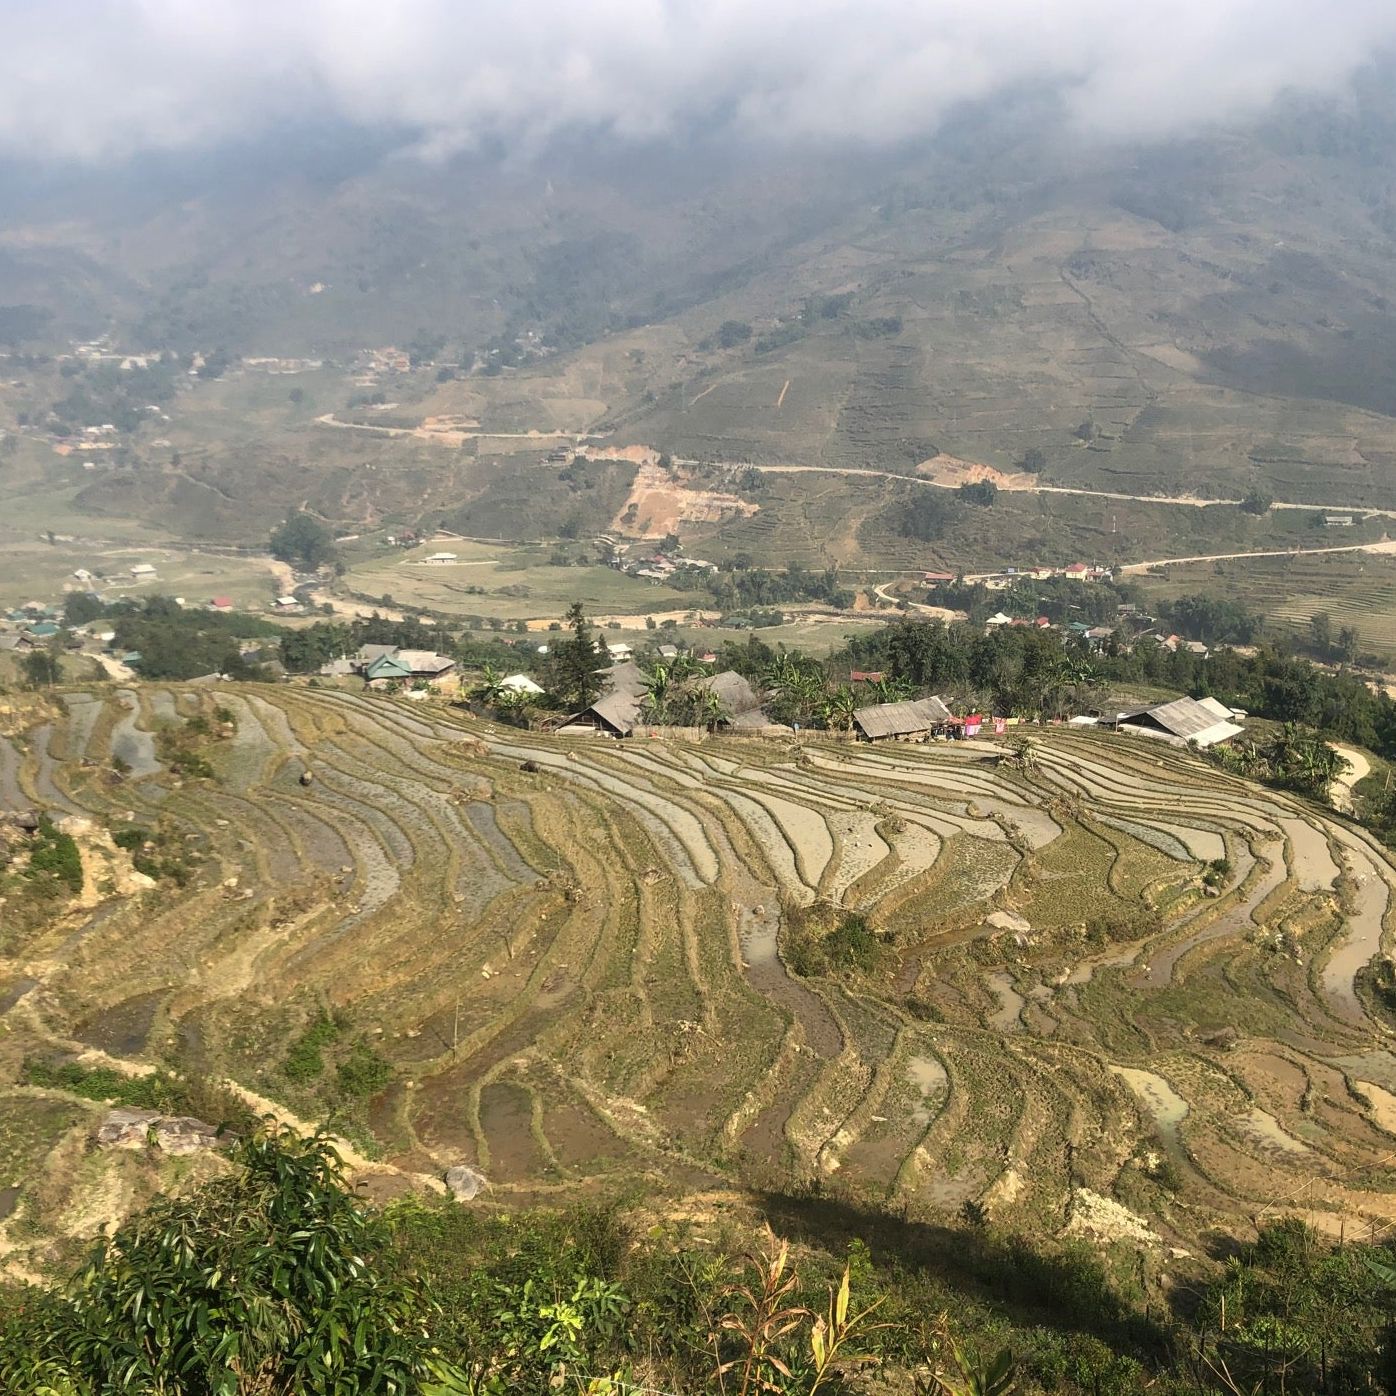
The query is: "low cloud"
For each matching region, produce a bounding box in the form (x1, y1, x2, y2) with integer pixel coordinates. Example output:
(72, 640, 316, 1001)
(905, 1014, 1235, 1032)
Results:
(2, 0, 1394, 162)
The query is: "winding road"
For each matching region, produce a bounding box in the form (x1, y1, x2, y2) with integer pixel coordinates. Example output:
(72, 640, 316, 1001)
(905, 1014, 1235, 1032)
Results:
(742, 461, 1396, 575)
(747, 462, 1396, 522)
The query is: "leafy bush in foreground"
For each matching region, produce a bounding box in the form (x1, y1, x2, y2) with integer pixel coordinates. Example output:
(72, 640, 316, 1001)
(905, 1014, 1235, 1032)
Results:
(2, 1127, 1393, 1396)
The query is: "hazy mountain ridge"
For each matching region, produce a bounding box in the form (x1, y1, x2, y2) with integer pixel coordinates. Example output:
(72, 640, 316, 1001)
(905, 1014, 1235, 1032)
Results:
(7, 88, 1396, 542)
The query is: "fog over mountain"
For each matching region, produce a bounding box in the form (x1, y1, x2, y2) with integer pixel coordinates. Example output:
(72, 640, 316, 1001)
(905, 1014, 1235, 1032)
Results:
(3, 0, 1395, 162)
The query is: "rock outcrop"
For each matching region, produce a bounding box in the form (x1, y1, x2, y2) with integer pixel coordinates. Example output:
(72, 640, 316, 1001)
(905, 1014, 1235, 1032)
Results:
(95, 1109, 227, 1155)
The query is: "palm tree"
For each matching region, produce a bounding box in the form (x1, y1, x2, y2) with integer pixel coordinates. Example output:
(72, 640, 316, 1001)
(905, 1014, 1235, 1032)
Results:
(688, 687, 726, 731)
(867, 676, 913, 704)
(820, 687, 857, 733)
(472, 663, 506, 706)
(493, 686, 539, 728)
(640, 663, 676, 724)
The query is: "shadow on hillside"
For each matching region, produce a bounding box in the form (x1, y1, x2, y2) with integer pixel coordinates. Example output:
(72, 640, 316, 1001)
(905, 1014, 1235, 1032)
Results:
(752, 1187, 1175, 1358)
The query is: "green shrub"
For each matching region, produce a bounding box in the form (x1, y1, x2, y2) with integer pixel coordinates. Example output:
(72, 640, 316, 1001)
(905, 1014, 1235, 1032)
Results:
(22, 1058, 181, 1109)
(18, 1061, 254, 1132)
(336, 1041, 393, 1098)
(0, 1130, 423, 1394)
(783, 904, 881, 976)
(25, 817, 82, 896)
(111, 826, 149, 852)
(826, 912, 878, 971)
(283, 1012, 342, 1083)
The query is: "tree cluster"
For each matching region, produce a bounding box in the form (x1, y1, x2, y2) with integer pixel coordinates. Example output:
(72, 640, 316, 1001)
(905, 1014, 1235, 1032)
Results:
(269, 511, 338, 571)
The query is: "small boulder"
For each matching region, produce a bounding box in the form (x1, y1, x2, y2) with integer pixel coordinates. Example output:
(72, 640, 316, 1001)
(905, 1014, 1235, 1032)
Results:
(445, 1164, 486, 1202)
(95, 1107, 159, 1149)
(151, 1116, 227, 1155)
(95, 1108, 225, 1155)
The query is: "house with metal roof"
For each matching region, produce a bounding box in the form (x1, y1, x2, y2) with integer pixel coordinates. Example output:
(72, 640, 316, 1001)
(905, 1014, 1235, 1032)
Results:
(1110, 696, 1244, 749)
(364, 653, 413, 684)
(559, 690, 641, 737)
(353, 643, 400, 670)
(394, 650, 456, 677)
(853, 696, 953, 742)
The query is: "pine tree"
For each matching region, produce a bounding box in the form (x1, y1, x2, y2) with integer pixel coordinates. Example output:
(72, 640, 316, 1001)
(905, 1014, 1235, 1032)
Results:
(546, 603, 604, 709)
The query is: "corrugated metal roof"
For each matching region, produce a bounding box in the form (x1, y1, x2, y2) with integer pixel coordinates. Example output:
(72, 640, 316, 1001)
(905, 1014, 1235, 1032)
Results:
(853, 696, 952, 739)
(1141, 697, 1227, 739)
(395, 650, 455, 674)
(599, 660, 647, 698)
(586, 691, 641, 735)
(355, 643, 399, 666)
(1118, 696, 1244, 749)
(365, 653, 412, 679)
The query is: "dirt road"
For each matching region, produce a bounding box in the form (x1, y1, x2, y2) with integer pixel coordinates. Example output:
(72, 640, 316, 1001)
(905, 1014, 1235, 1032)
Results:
(1119, 538, 1396, 574)
(315, 414, 598, 444)
(871, 581, 964, 619)
(1330, 744, 1372, 814)
(748, 462, 1396, 522)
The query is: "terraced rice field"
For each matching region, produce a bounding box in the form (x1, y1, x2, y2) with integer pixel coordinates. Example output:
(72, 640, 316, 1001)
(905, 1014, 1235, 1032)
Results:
(4, 686, 1396, 1250)
(1137, 551, 1396, 659)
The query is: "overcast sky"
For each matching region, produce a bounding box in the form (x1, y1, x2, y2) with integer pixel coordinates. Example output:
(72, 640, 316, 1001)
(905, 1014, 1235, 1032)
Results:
(3, 0, 1395, 162)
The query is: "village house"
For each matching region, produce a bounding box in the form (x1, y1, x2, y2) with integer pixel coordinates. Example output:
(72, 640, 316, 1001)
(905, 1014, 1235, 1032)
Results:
(699, 670, 765, 729)
(394, 650, 456, 679)
(364, 653, 413, 685)
(129, 563, 157, 579)
(355, 645, 456, 685)
(500, 673, 545, 696)
(558, 690, 641, 738)
(853, 696, 953, 742)
(423, 551, 458, 564)
(1109, 696, 1244, 750)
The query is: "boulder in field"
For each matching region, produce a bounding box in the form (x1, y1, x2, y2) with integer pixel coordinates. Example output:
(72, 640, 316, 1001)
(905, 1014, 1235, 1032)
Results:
(95, 1108, 226, 1155)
